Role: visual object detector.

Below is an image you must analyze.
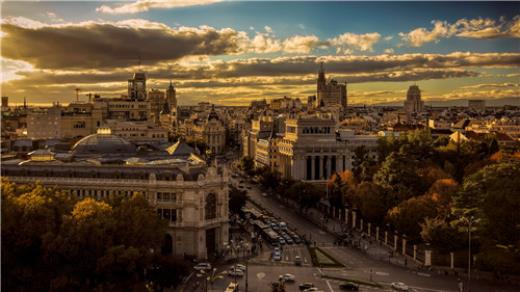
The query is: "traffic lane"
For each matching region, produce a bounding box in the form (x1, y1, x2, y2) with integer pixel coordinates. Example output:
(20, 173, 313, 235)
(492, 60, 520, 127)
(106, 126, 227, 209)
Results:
(241, 182, 332, 243)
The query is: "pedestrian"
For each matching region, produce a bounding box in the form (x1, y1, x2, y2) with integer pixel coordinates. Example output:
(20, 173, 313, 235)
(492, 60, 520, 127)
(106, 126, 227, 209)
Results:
(457, 278, 463, 292)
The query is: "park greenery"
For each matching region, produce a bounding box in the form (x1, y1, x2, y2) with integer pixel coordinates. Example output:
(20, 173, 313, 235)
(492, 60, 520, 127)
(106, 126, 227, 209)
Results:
(1, 180, 190, 291)
(245, 129, 520, 274)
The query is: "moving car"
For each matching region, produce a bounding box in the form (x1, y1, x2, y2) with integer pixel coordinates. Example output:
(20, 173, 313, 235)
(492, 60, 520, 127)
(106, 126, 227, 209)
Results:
(339, 282, 359, 291)
(278, 273, 296, 282)
(299, 283, 314, 290)
(294, 255, 302, 265)
(303, 288, 321, 292)
(225, 282, 239, 292)
(391, 282, 409, 291)
(234, 264, 246, 271)
(193, 262, 212, 271)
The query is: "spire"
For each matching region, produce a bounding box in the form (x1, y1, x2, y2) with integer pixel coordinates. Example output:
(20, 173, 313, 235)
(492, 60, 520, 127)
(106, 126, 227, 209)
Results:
(23, 97, 27, 108)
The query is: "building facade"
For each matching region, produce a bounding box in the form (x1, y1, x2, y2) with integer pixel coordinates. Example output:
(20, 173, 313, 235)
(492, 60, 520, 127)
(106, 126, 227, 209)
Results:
(1, 132, 229, 260)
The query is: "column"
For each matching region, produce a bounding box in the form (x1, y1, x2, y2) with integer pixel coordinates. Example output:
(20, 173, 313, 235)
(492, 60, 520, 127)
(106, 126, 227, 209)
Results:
(344, 208, 349, 226)
(376, 226, 380, 242)
(424, 249, 432, 266)
(393, 234, 398, 251)
(413, 245, 417, 260)
(402, 237, 407, 255)
(368, 223, 372, 238)
(360, 219, 364, 232)
(384, 231, 388, 245)
(322, 155, 328, 179)
(450, 252, 455, 269)
(311, 156, 315, 180)
(352, 210, 357, 229)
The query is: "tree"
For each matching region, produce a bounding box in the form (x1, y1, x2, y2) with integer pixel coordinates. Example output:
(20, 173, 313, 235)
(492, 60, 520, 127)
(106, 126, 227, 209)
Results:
(453, 161, 520, 246)
(420, 217, 465, 253)
(1, 181, 188, 291)
(352, 146, 376, 182)
(229, 186, 247, 215)
(386, 195, 440, 241)
(239, 157, 255, 176)
(355, 182, 392, 224)
(257, 166, 281, 190)
(374, 152, 427, 203)
(286, 182, 323, 212)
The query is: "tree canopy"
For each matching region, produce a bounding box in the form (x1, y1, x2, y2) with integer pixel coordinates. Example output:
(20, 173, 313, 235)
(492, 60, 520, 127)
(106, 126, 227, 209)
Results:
(1, 180, 189, 291)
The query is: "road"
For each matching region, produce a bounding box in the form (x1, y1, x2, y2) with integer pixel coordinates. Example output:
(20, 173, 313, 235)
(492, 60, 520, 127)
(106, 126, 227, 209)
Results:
(231, 175, 518, 292)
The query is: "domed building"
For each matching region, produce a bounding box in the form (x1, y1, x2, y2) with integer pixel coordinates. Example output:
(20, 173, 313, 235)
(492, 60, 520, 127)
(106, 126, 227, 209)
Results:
(72, 128, 137, 157)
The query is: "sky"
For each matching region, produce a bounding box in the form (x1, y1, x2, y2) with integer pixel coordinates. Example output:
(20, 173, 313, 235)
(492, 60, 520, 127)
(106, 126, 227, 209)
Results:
(1, 1, 519, 106)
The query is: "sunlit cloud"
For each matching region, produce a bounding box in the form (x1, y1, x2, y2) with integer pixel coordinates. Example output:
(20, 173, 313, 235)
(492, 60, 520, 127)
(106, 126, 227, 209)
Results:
(96, 0, 221, 14)
(328, 32, 381, 53)
(400, 16, 520, 47)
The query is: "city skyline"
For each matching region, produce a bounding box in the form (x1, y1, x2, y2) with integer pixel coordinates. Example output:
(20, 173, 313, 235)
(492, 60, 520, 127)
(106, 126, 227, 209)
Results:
(1, 1, 519, 106)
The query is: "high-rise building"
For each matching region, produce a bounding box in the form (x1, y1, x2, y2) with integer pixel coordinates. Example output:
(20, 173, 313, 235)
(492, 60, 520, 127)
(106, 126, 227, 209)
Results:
(316, 63, 347, 108)
(128, 72, 147, 100)
(404, 85, 424, 115)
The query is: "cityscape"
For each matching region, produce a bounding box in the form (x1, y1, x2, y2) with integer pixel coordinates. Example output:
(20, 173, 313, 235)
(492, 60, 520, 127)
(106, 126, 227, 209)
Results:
(1, 1, 519, 292)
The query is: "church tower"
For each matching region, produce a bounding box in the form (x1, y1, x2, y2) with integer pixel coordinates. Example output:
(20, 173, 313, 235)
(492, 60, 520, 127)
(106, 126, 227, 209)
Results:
(128, 71, 147, 100)
(317, 62, 326, 91)
(166, 80, 178, 129)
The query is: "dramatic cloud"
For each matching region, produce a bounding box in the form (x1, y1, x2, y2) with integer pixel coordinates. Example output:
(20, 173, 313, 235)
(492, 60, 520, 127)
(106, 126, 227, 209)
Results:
(97, 0, 221, 14)
(282, 35, 322, 54)
(399, 20, 453, 47)
(400, 16, 520, 47)
(328, 32, 381, 53)
(1, 18, 249, 69)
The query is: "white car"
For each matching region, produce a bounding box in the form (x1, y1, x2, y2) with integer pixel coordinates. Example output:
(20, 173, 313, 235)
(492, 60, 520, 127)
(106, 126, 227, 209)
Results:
(193, 262, 212, 271)
(278, 273, 296, 282)
(303, 288, 321, 292)
(273, 252, 282, 261)
(391, 282, 409, 291)
(234, 264, 246, 271)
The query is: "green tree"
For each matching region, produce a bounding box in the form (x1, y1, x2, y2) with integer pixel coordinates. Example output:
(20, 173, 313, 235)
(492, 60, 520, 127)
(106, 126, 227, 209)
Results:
(420, 217, 465, 253)
(453, 161, 520, 246)
(286, 182, 323, 212)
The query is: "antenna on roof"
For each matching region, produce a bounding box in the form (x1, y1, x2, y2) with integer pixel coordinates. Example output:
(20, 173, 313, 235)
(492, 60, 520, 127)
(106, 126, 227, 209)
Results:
(75, 87, 81, 102)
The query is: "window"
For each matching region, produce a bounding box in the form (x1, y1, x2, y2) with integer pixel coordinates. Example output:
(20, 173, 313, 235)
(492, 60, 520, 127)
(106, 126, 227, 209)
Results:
(157, 208, 177, 222)
(205, 193, 217, 220)
(157, 192, 177, 202)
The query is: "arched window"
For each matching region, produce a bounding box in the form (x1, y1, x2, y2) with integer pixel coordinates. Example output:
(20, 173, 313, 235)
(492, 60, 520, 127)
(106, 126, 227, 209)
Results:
(205, 193, 217, 220)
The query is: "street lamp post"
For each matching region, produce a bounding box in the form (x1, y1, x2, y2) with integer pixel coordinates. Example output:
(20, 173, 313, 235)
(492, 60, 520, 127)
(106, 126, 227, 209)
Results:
(465, 216, 475, 292)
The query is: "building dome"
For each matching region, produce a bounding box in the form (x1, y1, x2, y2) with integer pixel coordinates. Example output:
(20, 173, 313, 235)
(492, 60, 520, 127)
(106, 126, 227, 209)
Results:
(72, 129, 136, 156)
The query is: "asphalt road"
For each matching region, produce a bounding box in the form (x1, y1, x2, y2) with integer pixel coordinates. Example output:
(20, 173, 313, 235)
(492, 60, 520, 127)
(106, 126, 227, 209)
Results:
(231, 176, 518, 292)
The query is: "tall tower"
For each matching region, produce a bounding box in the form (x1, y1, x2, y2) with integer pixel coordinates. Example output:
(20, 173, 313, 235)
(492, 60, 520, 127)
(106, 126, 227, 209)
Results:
(166, 80, 178, 129)
(128, 72, 147, 100)
(166, 80, 177, 109)
(317, 62, 326, 91)
(404, 85, 424, 116)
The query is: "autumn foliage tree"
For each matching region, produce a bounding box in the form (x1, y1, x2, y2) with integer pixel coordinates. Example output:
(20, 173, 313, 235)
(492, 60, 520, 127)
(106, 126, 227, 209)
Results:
(1, 180, 188, 291)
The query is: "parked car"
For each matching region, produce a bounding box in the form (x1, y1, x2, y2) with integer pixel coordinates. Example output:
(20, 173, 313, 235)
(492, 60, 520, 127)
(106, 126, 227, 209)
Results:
(294, 255, 302, 265)
(299, 283, 314, 290)
(234, 264, 246, 271)
(225, 282, 239, 292)
(193, 262, 212, 271)
(339, 282, 359, 290)
(279, 222, 288, 230)
(278, 238, 286, 245)
(228, 269, 244, 277)
(391, 282, 409, 291)
(278, 273, 296, 282)
(303, 288, 320, 292)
